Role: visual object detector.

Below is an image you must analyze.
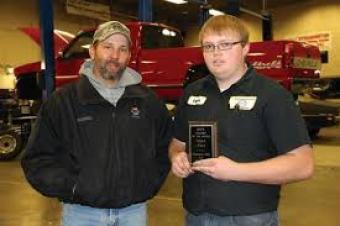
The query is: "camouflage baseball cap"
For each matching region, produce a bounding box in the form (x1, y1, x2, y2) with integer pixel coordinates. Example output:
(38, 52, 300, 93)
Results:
(92, 21, 131, 45)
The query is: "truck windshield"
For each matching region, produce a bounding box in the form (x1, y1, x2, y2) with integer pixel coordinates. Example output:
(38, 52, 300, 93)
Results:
(141, 25, 184, 49)
(62, 25, 184, 57)
(62, 31, 93, 59)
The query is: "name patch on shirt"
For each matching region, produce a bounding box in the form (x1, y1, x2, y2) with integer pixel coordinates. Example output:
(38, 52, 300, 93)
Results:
(229, 96, 257, 110)
(187, 96, 207, 105)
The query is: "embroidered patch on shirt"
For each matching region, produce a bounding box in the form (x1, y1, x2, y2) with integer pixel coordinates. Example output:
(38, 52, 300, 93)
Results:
(130, 105, 141, 119)
(229, 96, 257, 110)
(187, 96, 207, 105)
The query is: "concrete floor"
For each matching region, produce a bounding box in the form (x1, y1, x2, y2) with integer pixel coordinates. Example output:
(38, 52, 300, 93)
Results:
(0, 126, 340, 226)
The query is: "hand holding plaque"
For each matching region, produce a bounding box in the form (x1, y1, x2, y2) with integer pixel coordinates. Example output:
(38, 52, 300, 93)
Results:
(188, 121, 218, 163)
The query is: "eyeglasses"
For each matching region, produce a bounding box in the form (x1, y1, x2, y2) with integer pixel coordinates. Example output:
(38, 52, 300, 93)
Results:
(201, 41, 243, 53)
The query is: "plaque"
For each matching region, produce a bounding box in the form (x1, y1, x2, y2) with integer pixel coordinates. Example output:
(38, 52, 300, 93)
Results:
(188, 121, 218, 163)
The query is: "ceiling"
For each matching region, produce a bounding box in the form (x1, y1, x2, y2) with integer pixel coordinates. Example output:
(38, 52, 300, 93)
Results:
(71, 0, 310, 30)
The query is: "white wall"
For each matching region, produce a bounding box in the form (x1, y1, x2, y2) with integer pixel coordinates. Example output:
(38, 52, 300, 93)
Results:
(0, 0, 100, 71)
(1, 0, 340, 77)
(272, 0, 340, 76)
(184, 13, 263, 46)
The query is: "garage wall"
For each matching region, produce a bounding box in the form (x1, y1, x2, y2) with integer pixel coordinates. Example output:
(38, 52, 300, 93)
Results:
(184, 13, 263, 46)
(0, 0, 100, 72)
(0, 0, 40, 70)
(272, 0, 340, 77)
(0, 0, 264, 71)
(1, 0, 340, 78)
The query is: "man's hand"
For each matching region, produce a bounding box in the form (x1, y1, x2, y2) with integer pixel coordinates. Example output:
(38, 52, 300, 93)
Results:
(170, 151, 192, 178)
(192, 156, 238, 181)
(192, 144, 314, 184)
(168, 138, 192, 178)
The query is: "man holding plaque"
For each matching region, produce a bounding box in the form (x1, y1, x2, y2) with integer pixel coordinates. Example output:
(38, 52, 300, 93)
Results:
(169, 15, 314, 226)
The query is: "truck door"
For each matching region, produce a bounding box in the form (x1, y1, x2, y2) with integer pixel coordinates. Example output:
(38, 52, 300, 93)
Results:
(137, 25, 201, 101)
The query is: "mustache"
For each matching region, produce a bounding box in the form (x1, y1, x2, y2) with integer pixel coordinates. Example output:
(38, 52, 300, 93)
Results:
(105, 60, 121, 67)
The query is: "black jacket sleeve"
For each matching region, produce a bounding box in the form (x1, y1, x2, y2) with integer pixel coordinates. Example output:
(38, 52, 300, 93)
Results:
(21, 94, 77, 200)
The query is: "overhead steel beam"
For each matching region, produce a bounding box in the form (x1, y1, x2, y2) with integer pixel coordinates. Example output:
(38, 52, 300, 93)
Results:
(225, 0, 240, 16)
(261, 0, 272, 40)
(240, 7, 267, 20)
(199, 1, 210, 25)
(38, 0, 55, 99)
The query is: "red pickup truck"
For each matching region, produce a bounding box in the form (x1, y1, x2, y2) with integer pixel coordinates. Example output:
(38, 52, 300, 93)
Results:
(0, 21, 332, 160)
(14, 21, 322, 102)
(15, 22, 203, 102)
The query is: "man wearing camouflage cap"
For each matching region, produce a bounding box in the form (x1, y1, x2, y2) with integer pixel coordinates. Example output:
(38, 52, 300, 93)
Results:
(21, 21, 172, 226)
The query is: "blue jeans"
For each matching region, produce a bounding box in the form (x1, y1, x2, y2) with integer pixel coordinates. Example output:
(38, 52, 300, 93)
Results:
(186, 211, 279, 226)
(61, 202, 147, 226)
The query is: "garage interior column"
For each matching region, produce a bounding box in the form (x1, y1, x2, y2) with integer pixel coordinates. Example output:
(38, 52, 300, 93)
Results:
(139, 0, 153, 22)
(38, 0, 55, 99)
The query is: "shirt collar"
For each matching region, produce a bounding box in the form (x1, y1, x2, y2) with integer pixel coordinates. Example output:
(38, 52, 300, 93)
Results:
(204, 63, 256, 95)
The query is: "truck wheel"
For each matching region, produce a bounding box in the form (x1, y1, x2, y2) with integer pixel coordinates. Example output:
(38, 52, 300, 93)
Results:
(0, 130, 22, 161)
(184, 64, 209, 88)
(308, 128, 320, 139)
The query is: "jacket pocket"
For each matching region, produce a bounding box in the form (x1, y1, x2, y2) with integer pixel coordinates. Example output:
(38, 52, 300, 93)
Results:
(71, 164, 107, 205)
(133, 161, 159, 200)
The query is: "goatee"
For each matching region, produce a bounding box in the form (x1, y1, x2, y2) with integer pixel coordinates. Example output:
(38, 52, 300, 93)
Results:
(99, 61, 125, 81)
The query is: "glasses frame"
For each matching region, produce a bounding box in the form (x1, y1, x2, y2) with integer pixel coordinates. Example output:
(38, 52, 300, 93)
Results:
(201, 41, 243, 53)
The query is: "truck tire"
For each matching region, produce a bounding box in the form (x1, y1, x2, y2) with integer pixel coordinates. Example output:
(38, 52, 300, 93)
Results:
(0, 129, 22, 161)
(308, 128, 320, 139)
(184, 64, 209, 88)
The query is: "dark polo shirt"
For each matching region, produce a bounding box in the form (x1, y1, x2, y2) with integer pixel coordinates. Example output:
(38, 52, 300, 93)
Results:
(174, 66, 311, 216)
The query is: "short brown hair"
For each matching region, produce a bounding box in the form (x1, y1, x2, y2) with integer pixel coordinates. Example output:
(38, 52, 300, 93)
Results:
(199, 15, 249, 45)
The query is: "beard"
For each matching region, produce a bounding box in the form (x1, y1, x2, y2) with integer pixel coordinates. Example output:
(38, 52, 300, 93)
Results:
(97, 60, 126, 81)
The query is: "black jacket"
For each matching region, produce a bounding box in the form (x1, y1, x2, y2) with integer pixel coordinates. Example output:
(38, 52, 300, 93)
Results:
(21, 76, 172, 208)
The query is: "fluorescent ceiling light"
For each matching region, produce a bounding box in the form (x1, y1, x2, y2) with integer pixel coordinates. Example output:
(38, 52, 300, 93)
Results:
(162, 28, 171, 36)
(209, 8, 225, 16)
(162, 28, 177, 37)
(164, 0, 188, 4)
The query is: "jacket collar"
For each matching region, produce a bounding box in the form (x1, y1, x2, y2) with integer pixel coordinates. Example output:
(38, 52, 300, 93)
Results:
(76, 76, 106, 105)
